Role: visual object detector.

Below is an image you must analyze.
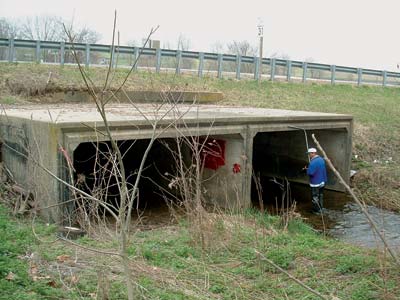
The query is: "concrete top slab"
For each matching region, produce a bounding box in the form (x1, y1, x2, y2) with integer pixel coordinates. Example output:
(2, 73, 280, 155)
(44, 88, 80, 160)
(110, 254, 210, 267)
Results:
(0, 103, 352, 128)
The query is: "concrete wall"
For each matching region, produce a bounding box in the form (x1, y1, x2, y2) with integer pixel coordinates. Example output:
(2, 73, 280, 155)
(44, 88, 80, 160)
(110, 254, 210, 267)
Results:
(0, 118, 62, 222)
(201, 134, 248, 210)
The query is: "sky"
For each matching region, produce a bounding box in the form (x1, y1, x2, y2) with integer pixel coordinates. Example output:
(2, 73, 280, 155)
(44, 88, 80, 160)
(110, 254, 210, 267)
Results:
(1, 0, 400, 71)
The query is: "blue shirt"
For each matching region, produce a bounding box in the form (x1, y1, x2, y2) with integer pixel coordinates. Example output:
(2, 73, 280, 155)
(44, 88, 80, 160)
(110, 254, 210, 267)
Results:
(307, 155, 327, 187)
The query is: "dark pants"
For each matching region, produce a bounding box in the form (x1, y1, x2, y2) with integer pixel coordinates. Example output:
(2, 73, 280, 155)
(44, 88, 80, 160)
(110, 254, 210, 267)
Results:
(311, 186, 324, 212)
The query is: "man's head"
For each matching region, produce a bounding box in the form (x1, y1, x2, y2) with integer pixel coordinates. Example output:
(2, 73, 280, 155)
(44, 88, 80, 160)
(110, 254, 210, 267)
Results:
(307, 147, 317, 158)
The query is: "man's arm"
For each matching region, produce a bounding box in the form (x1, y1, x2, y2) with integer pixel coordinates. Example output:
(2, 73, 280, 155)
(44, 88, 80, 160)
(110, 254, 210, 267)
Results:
(307, 160, 316, 176)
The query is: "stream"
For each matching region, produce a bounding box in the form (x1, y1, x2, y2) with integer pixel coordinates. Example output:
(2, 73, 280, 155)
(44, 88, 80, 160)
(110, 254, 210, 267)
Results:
(299, 189, 400, 251)
(262, 180, 400, 251)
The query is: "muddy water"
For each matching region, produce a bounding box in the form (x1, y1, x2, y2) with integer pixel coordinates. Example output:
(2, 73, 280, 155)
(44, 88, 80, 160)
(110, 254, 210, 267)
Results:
(328, 203, 400, 250)
(288, 187, 400, 251)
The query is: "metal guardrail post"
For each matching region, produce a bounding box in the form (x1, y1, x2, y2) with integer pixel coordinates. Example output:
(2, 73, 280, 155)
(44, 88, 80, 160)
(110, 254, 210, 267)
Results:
(357, 68, 362, 86)
(270, 58, 276, 81)
(8, 38, 15, 63)
(133, 47, 139, 70)
(254, 57, 260, 80)
(156, 48, 161, 73)
(60, 42, 65, 66)
(302, 62, 308, 83)
(383, 71, 387, 87)
(85, 44, 90, 67)
(236, 55, 241, 80)
(176, 50, 182, 74)
(35, 40, 41, 63)
(198, 52, 204, 77)
(331, 65, 336, 85)
(217, 54, 223, 79)
(286, 60, 292, 82)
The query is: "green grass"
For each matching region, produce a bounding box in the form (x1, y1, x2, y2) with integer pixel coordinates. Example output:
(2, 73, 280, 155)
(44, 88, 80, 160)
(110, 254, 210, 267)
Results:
(0, 204, 72, 299)
(0, 201, 399, 299)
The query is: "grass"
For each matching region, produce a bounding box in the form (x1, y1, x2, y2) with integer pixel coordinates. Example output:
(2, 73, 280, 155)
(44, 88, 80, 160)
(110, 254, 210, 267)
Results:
(0, 204, 72, 299)
(2, 200, 398, 299)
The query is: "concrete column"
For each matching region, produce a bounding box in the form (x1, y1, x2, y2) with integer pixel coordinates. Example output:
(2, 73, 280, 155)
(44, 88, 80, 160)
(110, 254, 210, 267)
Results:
(202, 134, 247, 210)
(198, 52, 204, 77)
(286, 60, 292, 82)
(242, 127, 255, 209)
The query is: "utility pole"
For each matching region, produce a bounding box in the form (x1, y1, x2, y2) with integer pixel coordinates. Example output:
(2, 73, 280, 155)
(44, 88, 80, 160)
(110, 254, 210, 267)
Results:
(257, 20, 264, 82)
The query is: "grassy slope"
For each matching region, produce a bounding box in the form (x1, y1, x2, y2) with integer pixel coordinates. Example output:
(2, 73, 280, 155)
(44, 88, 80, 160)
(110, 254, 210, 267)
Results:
(0, 63, 400, 299)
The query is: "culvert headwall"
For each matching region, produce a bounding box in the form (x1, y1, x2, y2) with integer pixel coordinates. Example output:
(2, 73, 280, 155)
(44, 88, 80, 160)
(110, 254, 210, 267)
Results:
(0, 103, 353, 222)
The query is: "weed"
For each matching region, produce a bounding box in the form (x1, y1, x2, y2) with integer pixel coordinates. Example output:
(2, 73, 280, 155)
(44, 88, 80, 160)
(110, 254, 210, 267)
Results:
(0, 204, 72, 299)
(335, 254, 376, 274)
(0, 96, 17, 104)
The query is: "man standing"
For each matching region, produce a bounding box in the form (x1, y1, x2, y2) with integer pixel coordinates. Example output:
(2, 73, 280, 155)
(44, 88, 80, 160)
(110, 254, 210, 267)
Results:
(305, 147, 327, 214)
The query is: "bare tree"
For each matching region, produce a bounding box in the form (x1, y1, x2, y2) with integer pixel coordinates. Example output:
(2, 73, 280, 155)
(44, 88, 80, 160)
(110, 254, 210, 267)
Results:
(226, 40, 258, 57)
(210, 41, 225, 54)
(176, 33, 191, 51)
(62, 23, 101, 44)
(226, 40, 258, 74)
(15, 15, 101, 63)
(19, 15, 64, 41)
(0, 18, 19, 39)
(0, 18, 19, 60)
(270, 52, 290, 60)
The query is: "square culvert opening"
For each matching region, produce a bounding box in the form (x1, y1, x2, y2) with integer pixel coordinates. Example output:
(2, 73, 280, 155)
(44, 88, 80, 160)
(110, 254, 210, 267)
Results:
(72, 138, 190, 215)
(251, 128, 349, 211)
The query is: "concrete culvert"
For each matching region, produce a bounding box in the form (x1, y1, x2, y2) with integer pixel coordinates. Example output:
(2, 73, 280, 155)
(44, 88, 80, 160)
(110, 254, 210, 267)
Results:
(0, 103, 353, 223)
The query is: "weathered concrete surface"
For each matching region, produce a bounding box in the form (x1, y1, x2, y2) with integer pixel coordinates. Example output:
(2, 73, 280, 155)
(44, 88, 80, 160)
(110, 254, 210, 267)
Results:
(0, 103, 353, 222)
(54, 90, 224, 103)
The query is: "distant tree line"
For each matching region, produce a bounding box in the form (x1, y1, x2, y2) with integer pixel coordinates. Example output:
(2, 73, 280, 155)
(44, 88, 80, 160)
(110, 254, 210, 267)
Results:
(0, 15, 101, 63)
(1, 15, 307, 77)
(0, 15, 100, 43)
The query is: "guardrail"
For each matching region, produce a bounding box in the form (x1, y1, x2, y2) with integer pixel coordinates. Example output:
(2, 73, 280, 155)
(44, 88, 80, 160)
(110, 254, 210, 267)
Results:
(1, 38, 399, 87)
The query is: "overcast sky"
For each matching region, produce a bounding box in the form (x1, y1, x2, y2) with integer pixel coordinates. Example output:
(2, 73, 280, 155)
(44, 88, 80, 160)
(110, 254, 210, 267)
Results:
(1, 0, 399, 71)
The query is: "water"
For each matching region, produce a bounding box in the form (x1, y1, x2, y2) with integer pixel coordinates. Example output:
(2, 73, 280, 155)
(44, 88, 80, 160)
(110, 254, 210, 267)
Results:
(328, 203, 400, 250)
(263, 183, 400, 251)
(300, 189, 400, 251)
